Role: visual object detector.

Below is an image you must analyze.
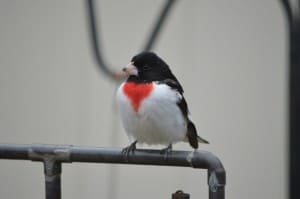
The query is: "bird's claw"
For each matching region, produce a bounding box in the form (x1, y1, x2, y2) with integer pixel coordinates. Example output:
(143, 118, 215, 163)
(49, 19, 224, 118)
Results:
(122, 141, 137, 162)
(160, 144, 172, 161)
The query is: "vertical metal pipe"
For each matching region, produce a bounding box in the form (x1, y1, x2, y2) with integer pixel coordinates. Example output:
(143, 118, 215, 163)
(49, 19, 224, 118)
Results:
(208, 169, 225, 199)
(280, 1, 300, 199)
(209, 187, 225, 199)
(44, 160, 62, 199)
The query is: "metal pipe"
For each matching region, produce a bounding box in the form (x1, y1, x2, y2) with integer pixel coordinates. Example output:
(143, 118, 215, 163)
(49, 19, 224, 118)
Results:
(28, 144, 66, 199)
(0, 143, 29, 160)
(279, 1, 300, 199)
(0, 144, 226, 199)
(44, 161, 61, 199)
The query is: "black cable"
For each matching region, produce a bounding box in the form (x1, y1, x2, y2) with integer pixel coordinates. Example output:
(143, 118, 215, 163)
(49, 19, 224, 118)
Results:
(86, 0, 114, 79)
(143, 0, 177, 51)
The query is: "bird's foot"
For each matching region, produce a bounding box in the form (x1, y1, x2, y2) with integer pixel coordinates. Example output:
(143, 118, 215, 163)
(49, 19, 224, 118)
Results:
(122, 140, 137, 162)
(160, 144, 172, 161)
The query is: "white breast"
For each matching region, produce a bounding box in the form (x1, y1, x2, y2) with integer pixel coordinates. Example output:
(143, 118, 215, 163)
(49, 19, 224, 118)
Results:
(116, 82, 187, 146)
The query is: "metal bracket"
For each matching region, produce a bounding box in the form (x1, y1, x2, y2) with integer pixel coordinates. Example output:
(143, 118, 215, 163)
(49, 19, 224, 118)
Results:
(28, 144, 71, 199)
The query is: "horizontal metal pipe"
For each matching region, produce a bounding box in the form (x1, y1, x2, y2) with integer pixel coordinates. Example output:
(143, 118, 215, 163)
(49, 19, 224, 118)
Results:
(0, 144, 222, 168)
(0, 143, 226, 190)
(71, 147, 222, 170)
(0, 143, 29, 160)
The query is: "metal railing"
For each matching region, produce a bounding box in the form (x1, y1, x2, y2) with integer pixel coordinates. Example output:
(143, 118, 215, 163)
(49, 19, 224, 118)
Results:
(0, 1, 227, 198)
(0, 143, 226, 199)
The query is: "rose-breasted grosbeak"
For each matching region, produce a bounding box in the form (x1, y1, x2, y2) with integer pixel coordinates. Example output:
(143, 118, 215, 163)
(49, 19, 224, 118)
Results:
(116, 52, 208, 156)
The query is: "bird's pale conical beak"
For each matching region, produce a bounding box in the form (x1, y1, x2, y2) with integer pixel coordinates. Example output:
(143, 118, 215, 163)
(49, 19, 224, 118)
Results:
(113, 62, 138, 81)
(122, 62, 138, 76)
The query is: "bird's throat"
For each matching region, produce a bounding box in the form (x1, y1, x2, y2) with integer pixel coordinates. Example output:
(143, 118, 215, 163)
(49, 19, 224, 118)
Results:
(123, 82, 154, 112)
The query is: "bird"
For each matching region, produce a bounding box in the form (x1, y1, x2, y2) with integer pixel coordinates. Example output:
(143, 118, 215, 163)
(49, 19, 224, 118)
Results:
(116, 52, 208, 158)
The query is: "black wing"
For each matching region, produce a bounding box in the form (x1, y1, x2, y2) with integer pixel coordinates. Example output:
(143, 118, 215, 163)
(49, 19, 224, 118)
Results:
(159, 79, 209, 149)
(177, 97, 201, 149)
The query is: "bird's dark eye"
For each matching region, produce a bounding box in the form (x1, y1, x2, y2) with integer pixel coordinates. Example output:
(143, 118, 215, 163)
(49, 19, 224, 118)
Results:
(143, 65, 151, 71)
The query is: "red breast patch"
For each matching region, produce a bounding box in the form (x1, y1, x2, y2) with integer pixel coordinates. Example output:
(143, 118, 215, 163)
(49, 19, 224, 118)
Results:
(123, 82, 154, 112)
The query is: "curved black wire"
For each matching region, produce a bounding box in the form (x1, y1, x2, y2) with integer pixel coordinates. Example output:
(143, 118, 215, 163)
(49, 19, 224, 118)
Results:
(143, 0, 177, 51)
(86, 0, 177, 81)
(86, 0, 113, 79)
(280, 0, 293, 28)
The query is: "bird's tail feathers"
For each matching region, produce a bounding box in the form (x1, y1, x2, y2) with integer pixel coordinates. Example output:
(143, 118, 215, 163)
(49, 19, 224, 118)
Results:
(197, 136, 209, 144)
(187, 121, 209, 149)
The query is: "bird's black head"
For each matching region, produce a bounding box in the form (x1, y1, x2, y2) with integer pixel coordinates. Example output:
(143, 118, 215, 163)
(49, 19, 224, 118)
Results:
(123, 52, 173, 82)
